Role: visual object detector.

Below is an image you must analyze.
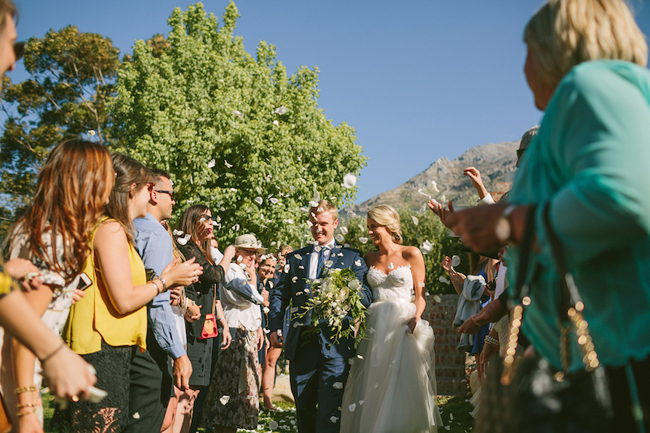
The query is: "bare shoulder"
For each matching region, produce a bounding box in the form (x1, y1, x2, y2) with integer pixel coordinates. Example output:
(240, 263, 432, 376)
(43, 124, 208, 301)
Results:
(401, 245, 424, 266)
(364, 251, 379, 267)
(94, 220, 127, 246)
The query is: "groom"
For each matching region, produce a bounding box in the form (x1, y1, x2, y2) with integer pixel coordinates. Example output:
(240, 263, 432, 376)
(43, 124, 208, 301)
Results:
(269, 200, 373, 433)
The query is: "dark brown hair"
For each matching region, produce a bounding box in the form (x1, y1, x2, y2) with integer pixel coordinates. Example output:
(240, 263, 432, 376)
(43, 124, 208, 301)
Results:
(106, 153, 150, 245)
(9, 139, 113, 283)
(177, 204, 214, 264)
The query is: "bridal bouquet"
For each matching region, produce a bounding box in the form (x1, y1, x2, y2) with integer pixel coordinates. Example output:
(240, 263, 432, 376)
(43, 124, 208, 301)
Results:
(297, 268, 367, 346)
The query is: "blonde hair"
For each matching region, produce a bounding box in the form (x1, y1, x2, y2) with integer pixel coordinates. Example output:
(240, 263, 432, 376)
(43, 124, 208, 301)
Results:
(310, 200, 339, 221)
(524, 0, 648, 84)
(367, 205, 403, 244)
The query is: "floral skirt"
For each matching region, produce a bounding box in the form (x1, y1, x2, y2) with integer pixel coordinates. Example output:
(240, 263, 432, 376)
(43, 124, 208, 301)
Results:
(201, 327, 260, 430)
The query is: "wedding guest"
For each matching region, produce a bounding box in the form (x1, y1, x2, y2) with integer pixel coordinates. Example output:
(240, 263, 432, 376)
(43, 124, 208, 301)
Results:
(0, 0, 96, 409)
(257, 254, 280, 410)
(430, 0, 650, 429)
(201, 234, 265, 433)
(2, 140, 111, 430)
(173, 205, 233, 433)
(56, 154, 200, 432)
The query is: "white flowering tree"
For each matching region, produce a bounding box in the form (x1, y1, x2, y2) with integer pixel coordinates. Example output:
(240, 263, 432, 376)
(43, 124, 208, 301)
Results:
(111, 2, 366, 248)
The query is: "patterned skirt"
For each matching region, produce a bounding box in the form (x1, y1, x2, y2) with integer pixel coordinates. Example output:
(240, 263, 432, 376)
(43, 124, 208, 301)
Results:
(201, 327, 260, 430)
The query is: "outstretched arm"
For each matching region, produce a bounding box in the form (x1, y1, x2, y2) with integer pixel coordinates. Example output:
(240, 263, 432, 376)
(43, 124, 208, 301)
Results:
(406, 247, 426, 332)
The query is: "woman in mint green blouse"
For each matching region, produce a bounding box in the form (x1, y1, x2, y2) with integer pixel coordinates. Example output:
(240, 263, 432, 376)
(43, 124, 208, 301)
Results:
(429, 0, 650, 430)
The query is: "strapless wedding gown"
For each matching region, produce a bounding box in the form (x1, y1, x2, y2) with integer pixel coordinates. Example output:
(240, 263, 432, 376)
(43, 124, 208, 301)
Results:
(341, 265, 442, 433)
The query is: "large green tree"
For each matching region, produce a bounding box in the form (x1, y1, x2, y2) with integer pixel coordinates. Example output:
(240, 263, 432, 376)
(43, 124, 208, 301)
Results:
(0, 26, 120, 233)
(112, 2, 366, 247)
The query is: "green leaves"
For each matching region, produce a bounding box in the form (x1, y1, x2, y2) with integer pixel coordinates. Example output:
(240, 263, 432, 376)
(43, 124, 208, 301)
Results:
(113, 2, 367, 248)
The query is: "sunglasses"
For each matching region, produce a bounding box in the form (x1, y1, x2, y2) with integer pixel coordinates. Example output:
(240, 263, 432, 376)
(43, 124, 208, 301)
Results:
(13, 42, 24, 61)
(154, 189, 174, 200)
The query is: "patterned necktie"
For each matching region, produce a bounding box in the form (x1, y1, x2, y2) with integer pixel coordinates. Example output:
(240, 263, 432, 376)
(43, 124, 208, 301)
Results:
(316, 246, 330, 279)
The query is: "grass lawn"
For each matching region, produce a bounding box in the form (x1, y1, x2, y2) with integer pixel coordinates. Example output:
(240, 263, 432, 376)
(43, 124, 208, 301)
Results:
(42, 393, 474, 432)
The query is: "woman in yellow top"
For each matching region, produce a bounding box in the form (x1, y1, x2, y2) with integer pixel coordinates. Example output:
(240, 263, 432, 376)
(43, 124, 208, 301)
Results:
(56, 154, 202, 432)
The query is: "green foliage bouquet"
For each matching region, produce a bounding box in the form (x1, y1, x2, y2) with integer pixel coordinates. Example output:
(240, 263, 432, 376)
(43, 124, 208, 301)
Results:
(298, 268, 367, 346)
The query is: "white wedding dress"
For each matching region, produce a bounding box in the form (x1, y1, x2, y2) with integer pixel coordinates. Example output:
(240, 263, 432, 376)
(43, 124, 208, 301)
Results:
(341, 265, 442, 433)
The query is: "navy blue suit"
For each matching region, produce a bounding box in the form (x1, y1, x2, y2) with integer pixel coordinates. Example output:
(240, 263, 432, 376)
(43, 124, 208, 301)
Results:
(269, 243, 372, 433)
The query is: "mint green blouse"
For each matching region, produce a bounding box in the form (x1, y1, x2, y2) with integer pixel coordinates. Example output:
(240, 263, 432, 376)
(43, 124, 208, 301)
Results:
(508, 60, 650, 372)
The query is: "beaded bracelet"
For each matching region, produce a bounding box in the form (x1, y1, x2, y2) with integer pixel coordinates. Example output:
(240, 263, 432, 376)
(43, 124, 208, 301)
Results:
(14, 385, 37, 394)
(484, 335, 500, 347)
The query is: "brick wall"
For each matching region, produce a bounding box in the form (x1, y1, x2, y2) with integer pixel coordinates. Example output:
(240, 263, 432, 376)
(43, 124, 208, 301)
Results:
(424, 293, 468, 396)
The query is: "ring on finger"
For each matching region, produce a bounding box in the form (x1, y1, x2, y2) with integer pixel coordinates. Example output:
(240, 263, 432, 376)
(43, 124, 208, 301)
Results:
(71, 395, 80, 402)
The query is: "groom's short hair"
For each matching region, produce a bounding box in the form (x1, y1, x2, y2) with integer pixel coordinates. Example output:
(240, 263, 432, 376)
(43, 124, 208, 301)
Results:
(310, 200, 338, 221)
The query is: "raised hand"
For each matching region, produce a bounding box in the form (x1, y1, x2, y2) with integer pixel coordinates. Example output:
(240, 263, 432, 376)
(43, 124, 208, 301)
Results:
(161, 257, 203, 288)
(441, 256, 452, 273)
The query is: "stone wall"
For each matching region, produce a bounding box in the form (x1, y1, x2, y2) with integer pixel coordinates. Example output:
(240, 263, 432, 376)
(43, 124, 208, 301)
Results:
(423, 293, 468, 396)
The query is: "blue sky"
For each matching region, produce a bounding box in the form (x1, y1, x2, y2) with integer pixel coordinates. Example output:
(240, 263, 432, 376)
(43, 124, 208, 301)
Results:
(13, 1, 650, 204)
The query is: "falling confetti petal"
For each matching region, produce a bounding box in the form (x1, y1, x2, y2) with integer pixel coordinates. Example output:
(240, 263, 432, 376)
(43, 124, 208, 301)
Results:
(295, 254, 303, 260)
(349, 358, 355, 365)
(421, 240, 433, 255)
(433, 295, 442, 303)
(412, 216, 419, 226)
(233, 224, 240, 231)
(387, 262, 394, 270)
(441, 194, 447, 203)
(270, 197, 279, 204)
(359, 400, 365, 405)
(177, 234, 191, 245)
(284, 264, 290, 273)
(275, 106, 288, 115)
(269, 420, 279, 430)
(342, 173, 357, 188)
(439, 276, 450, 284)
(431, 180, 440, 192)
(273, 120, 279, 126)
(330, 416, 339, 423)
(263, 307, 270, 314)
(284, 219, 294, 224)
(358, 224, 365, 232)
(233, 110, 242, 117)
(309, 200, 319, 208)
(359, 237, 368, 244)
(88, 130, 96, 136)
(225, 160, 233, 168)
(349, 404, 356, 412)
(451, 255, 461, 267)
(237, 255, 243, 263)
(418, 282, 425, 287)
(332, 382, 343, 389)
(292, 276, 298, 283)
(132, 412, 140, 419)
(220, 395, 230, 405)
(340, 226, 348, 235)
(417, 189, 432, 200)
(324, 260, 334, 268)
(173, 229, 183, 236)
(255, 197, 263, 205)
(354, 260, 362, 266)
(208, 159, 216, 168)
(335, 234, 345, 243)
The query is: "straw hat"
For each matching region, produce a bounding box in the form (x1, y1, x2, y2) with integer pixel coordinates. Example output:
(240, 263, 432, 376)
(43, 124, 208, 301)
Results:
(233, 233, 266, 252)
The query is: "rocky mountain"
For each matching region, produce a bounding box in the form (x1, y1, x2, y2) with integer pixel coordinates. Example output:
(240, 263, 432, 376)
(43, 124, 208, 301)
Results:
(351, 140, 519, 214)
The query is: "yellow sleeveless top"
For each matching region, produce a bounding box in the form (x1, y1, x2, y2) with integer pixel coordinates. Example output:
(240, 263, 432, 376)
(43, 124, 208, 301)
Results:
(63, 218, 147, 355)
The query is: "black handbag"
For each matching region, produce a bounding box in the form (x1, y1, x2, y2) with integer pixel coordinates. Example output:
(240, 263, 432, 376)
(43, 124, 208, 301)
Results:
(476, 204, 613, 433)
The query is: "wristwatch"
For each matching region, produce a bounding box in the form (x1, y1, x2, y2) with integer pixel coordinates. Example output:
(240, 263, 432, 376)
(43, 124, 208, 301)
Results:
(495, 205, 517, 243)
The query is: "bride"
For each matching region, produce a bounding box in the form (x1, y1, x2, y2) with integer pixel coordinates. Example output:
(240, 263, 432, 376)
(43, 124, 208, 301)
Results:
(341, 205, 442, 433)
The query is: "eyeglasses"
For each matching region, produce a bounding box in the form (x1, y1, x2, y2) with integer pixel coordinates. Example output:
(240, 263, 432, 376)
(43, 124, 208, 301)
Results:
(154, 189, 174, 200)
(146, 182, 155, 193)
(13, 42, 24, 61)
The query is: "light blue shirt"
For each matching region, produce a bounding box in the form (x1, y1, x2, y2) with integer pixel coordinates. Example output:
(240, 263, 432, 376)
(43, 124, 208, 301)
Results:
(134, 213, 186, 359)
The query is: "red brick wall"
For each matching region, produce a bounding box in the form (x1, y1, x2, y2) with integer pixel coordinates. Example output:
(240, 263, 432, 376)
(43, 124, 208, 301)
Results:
(425, 293, 468, 396)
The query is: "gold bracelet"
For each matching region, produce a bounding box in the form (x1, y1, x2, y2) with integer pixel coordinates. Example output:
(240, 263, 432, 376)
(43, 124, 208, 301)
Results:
(16, 402, 40, 409)
(17, 408, 36, 417)
(14, 385, 37, 394)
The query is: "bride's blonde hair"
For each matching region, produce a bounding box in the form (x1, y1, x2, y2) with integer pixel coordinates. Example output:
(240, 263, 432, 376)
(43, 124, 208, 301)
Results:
(367, 205, 403, 244)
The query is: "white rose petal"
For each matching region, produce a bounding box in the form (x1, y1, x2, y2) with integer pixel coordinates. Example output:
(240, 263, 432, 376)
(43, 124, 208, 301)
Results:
(207, 159, 216, 168)
(270, 197, 279, 204)
(421, 240, 433, 255)
(335, 234, 345, 243)
(349, 403, 356, 412)
(450, 413, 454, 420)
(441, 194, 447, 203)
(88, 129, 96, 136)
(272, 120, 279, 126)
(299, 265, 304, 269)
(173, 229, 183, 236)
(358, 223, 365, 232)
(340, 226, 348, 235)
(342, 173, 357, 189)
(224, 160, 233, 168)
(358, 237, 368, 244)
(330, 416, 339, 423)
(324, 260, 334, 268)
(284, 264, 290, 273)
(439, 276, 450, 284)
(359, 400, 364, 405)
(348, 358, 354, 365)
(451, 255, 461, 267)
(354, 259, 362, 266)
(255, 196, 263, 205)
(412, 216, 419, 226)
(368, 328, 375, 334)
(274, 106, 288, 115)
(387, 262, 394, 270)
(284, 219, 294, 224)
(434, 295, 442, 303)
(132, 412, 140, 419)
(332, 382, 343, 389)
(263, 307, 270, 314)
(431, 180, 440, 192)
(269, 420, 279, 430)
(292, 276, 298, 283)
(237, 255, 243, 263)
(177, 234, 191, 245)
(309, 200, 319, 208)
(220, 395, 230, 405)
(417, 188, 432, 200)
(418, 282, 426, 287)
(357, 354, 364, 359)
(232, 224, 240, 231)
